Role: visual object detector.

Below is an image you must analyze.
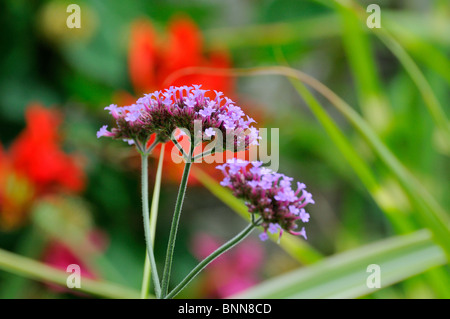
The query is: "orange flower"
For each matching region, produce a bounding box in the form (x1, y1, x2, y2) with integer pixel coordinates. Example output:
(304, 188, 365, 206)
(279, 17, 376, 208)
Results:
(125, 15, 264, 186)
(0, 104, 85, 229)
(10, 104, 85, 194)
(128, 15, 233, 95)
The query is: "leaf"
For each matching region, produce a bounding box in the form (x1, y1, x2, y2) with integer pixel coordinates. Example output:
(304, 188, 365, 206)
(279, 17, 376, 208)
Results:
(0, 247, 141, 299)
(337, 4, 392, 132)
(331, 0, 450, 150)
(233, 230, 447, 298)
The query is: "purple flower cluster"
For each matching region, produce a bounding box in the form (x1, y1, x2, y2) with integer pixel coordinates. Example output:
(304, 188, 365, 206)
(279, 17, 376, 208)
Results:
(217, 159, 314, 241)
(97, 85, 260, 151)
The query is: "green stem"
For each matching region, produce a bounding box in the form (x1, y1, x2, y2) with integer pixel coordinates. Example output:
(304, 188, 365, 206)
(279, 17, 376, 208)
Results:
(171, 139, 189, 161)
(141, 153, 162, 299)
(0, 247, 140, 299)
(140, 144, 165, 299)
(141, 256, 151, 299)
(165, 222, 257, 299)
(161, 158, 193, 297)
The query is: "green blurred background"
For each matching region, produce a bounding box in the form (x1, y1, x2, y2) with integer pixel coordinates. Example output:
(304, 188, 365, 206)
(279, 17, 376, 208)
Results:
(0, 0, 449, 299)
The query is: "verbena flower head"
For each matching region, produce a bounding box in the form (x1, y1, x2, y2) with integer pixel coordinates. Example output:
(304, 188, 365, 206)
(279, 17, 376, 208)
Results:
(217, 159, 314, 241)
(97, 85, 260, 151)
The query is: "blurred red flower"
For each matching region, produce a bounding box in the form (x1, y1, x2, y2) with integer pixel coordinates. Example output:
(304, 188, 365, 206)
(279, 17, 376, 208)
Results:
(0, 104, 85, 228)
(10, 104, 85, 194)
(124, 16, 264, 185)
(129, 15, 233, 95)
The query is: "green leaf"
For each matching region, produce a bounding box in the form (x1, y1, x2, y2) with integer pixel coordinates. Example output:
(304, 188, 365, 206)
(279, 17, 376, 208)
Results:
(0, 247, 141, 299)
(331, 0, 450, 150)
(289, 80, 415, 234)
(337, 4, 392, 132)
(233, 230, 446, 298)
(383, 13, 450, 87)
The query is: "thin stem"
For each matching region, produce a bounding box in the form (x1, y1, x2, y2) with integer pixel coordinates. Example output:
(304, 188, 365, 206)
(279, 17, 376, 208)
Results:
(191, 138, 218, 162)
(171, 138, 190, 161)
(141, 153, 162, 299)
(146, 137, 161, 154)
(161, 153, 193, 297)
(141, 257, 151, 299)
(140, 144, 165, 299)
(165, 222, 258, 299)
(135, 136, 160, 155)
(192, 149, 215, 162)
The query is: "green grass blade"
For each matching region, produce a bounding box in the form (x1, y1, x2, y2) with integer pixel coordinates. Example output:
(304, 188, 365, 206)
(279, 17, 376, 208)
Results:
(233, 230, 446, 299)
(337, 4, 391, 132)
(383, 13, 450, 86)
(332, 0, 450, 149)
(0, 247, 141, 299)
(376, 29, 450, 147)
(290, 80, 415, 234)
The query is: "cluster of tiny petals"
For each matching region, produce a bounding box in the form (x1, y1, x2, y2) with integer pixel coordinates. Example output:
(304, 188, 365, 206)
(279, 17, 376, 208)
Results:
(97, 85, 260, 149)
(217, 159, 314, 241)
